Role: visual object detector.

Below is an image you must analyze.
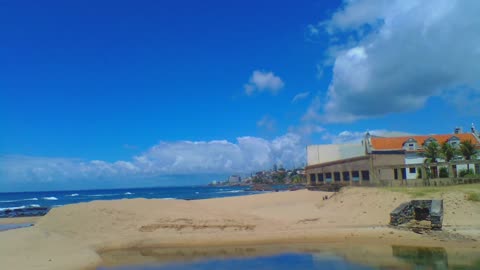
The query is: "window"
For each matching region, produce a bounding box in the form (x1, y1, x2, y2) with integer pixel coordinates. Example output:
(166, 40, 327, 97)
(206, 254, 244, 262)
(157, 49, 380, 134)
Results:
(317, 173, 324, 182)
(448, 136, 460, 147)
(403, 138, 418, 151)
(424, 137, 438, 147)
(352, 171, 360, 181)
(310, 174, 316, 183)
(409, 167, 416, 173)
(334, 172, 341, 181)
(342, 171, 350, 181)
(394, 169, 398, 180)
(361, 170, 370, 181)
(325, 172, 332, 182)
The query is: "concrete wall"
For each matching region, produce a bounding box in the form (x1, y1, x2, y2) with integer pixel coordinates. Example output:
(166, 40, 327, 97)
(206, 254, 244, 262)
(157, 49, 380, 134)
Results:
(307, 144, 365, 166)
(371, 153, 406, 181)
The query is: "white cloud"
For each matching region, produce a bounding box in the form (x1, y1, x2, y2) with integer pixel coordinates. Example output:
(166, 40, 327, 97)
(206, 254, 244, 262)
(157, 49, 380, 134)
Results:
(310, 0, 480, 122)
(256, 115, 277, 132)
(0, 134, 306, 187)
(289, 124, 325, 137)
(244, 70, 285, 95)
(302, 96, 323, 122)
(323, 129, 415, 144)
(291, 91, 311, 103)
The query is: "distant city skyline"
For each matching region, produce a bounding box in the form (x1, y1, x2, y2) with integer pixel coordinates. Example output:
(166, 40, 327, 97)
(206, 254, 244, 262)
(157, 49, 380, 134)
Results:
(1, 0, 480, 191)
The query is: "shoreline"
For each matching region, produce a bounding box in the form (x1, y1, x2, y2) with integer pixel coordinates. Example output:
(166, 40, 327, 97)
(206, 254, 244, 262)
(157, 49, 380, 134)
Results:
(0, 187, 479, 270)
(0, 216, 40, 225)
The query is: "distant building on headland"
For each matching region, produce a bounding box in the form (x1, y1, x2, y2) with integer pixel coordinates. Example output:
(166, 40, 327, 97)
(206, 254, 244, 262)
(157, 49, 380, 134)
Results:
(306, 125, 480, 187)
(228, 175, 241, 184)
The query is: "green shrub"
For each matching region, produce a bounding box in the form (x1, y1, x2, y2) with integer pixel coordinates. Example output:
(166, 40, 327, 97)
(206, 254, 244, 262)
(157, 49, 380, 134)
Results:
(439, 167, 449, 178)
(417, 168, 423, 179)
(459, 169, 475, 177)
(466, 192, 480, 202)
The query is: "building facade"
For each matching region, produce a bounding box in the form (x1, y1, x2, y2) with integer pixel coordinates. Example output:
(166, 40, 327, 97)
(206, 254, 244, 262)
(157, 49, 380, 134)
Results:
(306, 129, 480, 186)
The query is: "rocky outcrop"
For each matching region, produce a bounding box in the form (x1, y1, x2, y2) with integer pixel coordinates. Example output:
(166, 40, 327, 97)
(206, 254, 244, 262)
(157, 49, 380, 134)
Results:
(0, 207, 50, 218)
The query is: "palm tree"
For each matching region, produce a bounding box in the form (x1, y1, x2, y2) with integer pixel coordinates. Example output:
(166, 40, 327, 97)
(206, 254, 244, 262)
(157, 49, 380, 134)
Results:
(424, 141, 441, 163)
(423, 141, 440, 179)
(440, 142, 456, 162)
(459, 140, 478, 171)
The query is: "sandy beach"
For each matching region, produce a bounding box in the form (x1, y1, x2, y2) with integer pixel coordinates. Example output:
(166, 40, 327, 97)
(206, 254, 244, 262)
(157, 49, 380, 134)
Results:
(0, 186, 479, 270)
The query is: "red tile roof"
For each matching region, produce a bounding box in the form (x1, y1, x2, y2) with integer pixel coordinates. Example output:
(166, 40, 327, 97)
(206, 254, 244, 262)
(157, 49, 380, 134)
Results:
(370, 133, 480, 151)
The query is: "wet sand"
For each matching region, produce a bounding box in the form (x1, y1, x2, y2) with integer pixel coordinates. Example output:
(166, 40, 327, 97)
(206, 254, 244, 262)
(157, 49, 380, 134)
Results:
(0, 216, 40, 225)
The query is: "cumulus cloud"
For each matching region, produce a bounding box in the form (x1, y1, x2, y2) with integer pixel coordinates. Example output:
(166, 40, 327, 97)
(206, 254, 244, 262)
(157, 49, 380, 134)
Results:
(0, 134, 306, 187)
(302, 96, 323, 122)
(291, 91, 311, 103)
(256, 115, 277, 132)
(244, 70, 285, 95)
(309, 0, 480, 122)
(323, 129, 415, 144)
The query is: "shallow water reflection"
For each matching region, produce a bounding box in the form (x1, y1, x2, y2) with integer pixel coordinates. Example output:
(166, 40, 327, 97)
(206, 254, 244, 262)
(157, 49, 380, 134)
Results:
(100, 253, 373, 270)
(98, 244, 480, 270)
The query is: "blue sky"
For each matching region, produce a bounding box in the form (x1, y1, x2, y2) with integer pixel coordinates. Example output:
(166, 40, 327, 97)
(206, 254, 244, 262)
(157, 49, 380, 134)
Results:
(1, 0, 479, 191)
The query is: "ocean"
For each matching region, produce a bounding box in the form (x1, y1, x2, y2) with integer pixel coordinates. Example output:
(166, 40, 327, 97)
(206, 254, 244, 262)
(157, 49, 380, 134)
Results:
(0, 185, 268, 217)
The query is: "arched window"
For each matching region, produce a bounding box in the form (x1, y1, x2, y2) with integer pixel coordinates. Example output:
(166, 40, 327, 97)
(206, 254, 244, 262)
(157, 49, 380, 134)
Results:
(403, 138, 418, 151)
(447, 136, 460, 147)
(423, 137, 438, 147)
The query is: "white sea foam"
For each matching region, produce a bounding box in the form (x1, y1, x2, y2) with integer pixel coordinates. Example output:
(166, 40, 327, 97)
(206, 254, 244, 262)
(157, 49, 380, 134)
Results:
(86, 194, 120, 197)
(161, 198, 175, 200)
(124, 192, 134, 195)
(0, 204, 45, 211)
(42, 197, 58, 201)
(66, 193, 79, 197)
(216, 190, 243, 194)
(0, 206, 26, 211)
(0, 198, 38, 203)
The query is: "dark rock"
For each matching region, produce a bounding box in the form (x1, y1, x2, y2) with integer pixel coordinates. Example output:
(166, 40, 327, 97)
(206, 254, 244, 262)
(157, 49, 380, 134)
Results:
(0, 207, 50, 218)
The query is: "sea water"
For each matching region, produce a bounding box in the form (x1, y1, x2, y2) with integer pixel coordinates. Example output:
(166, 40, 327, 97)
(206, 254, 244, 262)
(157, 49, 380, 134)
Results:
(0, 186, 268, 217)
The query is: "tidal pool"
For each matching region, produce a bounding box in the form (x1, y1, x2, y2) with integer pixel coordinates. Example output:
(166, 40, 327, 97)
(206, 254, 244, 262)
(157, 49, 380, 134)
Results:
(98, 244, 480, 270)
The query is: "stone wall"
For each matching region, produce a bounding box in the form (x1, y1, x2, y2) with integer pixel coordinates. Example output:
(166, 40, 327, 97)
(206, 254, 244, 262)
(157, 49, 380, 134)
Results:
(390, 200, 443, 230)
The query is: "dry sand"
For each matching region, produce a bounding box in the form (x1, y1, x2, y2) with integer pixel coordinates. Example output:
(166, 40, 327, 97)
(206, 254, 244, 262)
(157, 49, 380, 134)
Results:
(0, 187, 479, 270)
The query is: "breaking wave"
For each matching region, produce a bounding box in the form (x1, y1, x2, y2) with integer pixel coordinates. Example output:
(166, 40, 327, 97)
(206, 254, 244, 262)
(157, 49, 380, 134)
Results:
(0, 198, 38, 203)
(0, 204, 42, 211)
(216, 190, 244, 194)
(86, 194, 121, 197)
